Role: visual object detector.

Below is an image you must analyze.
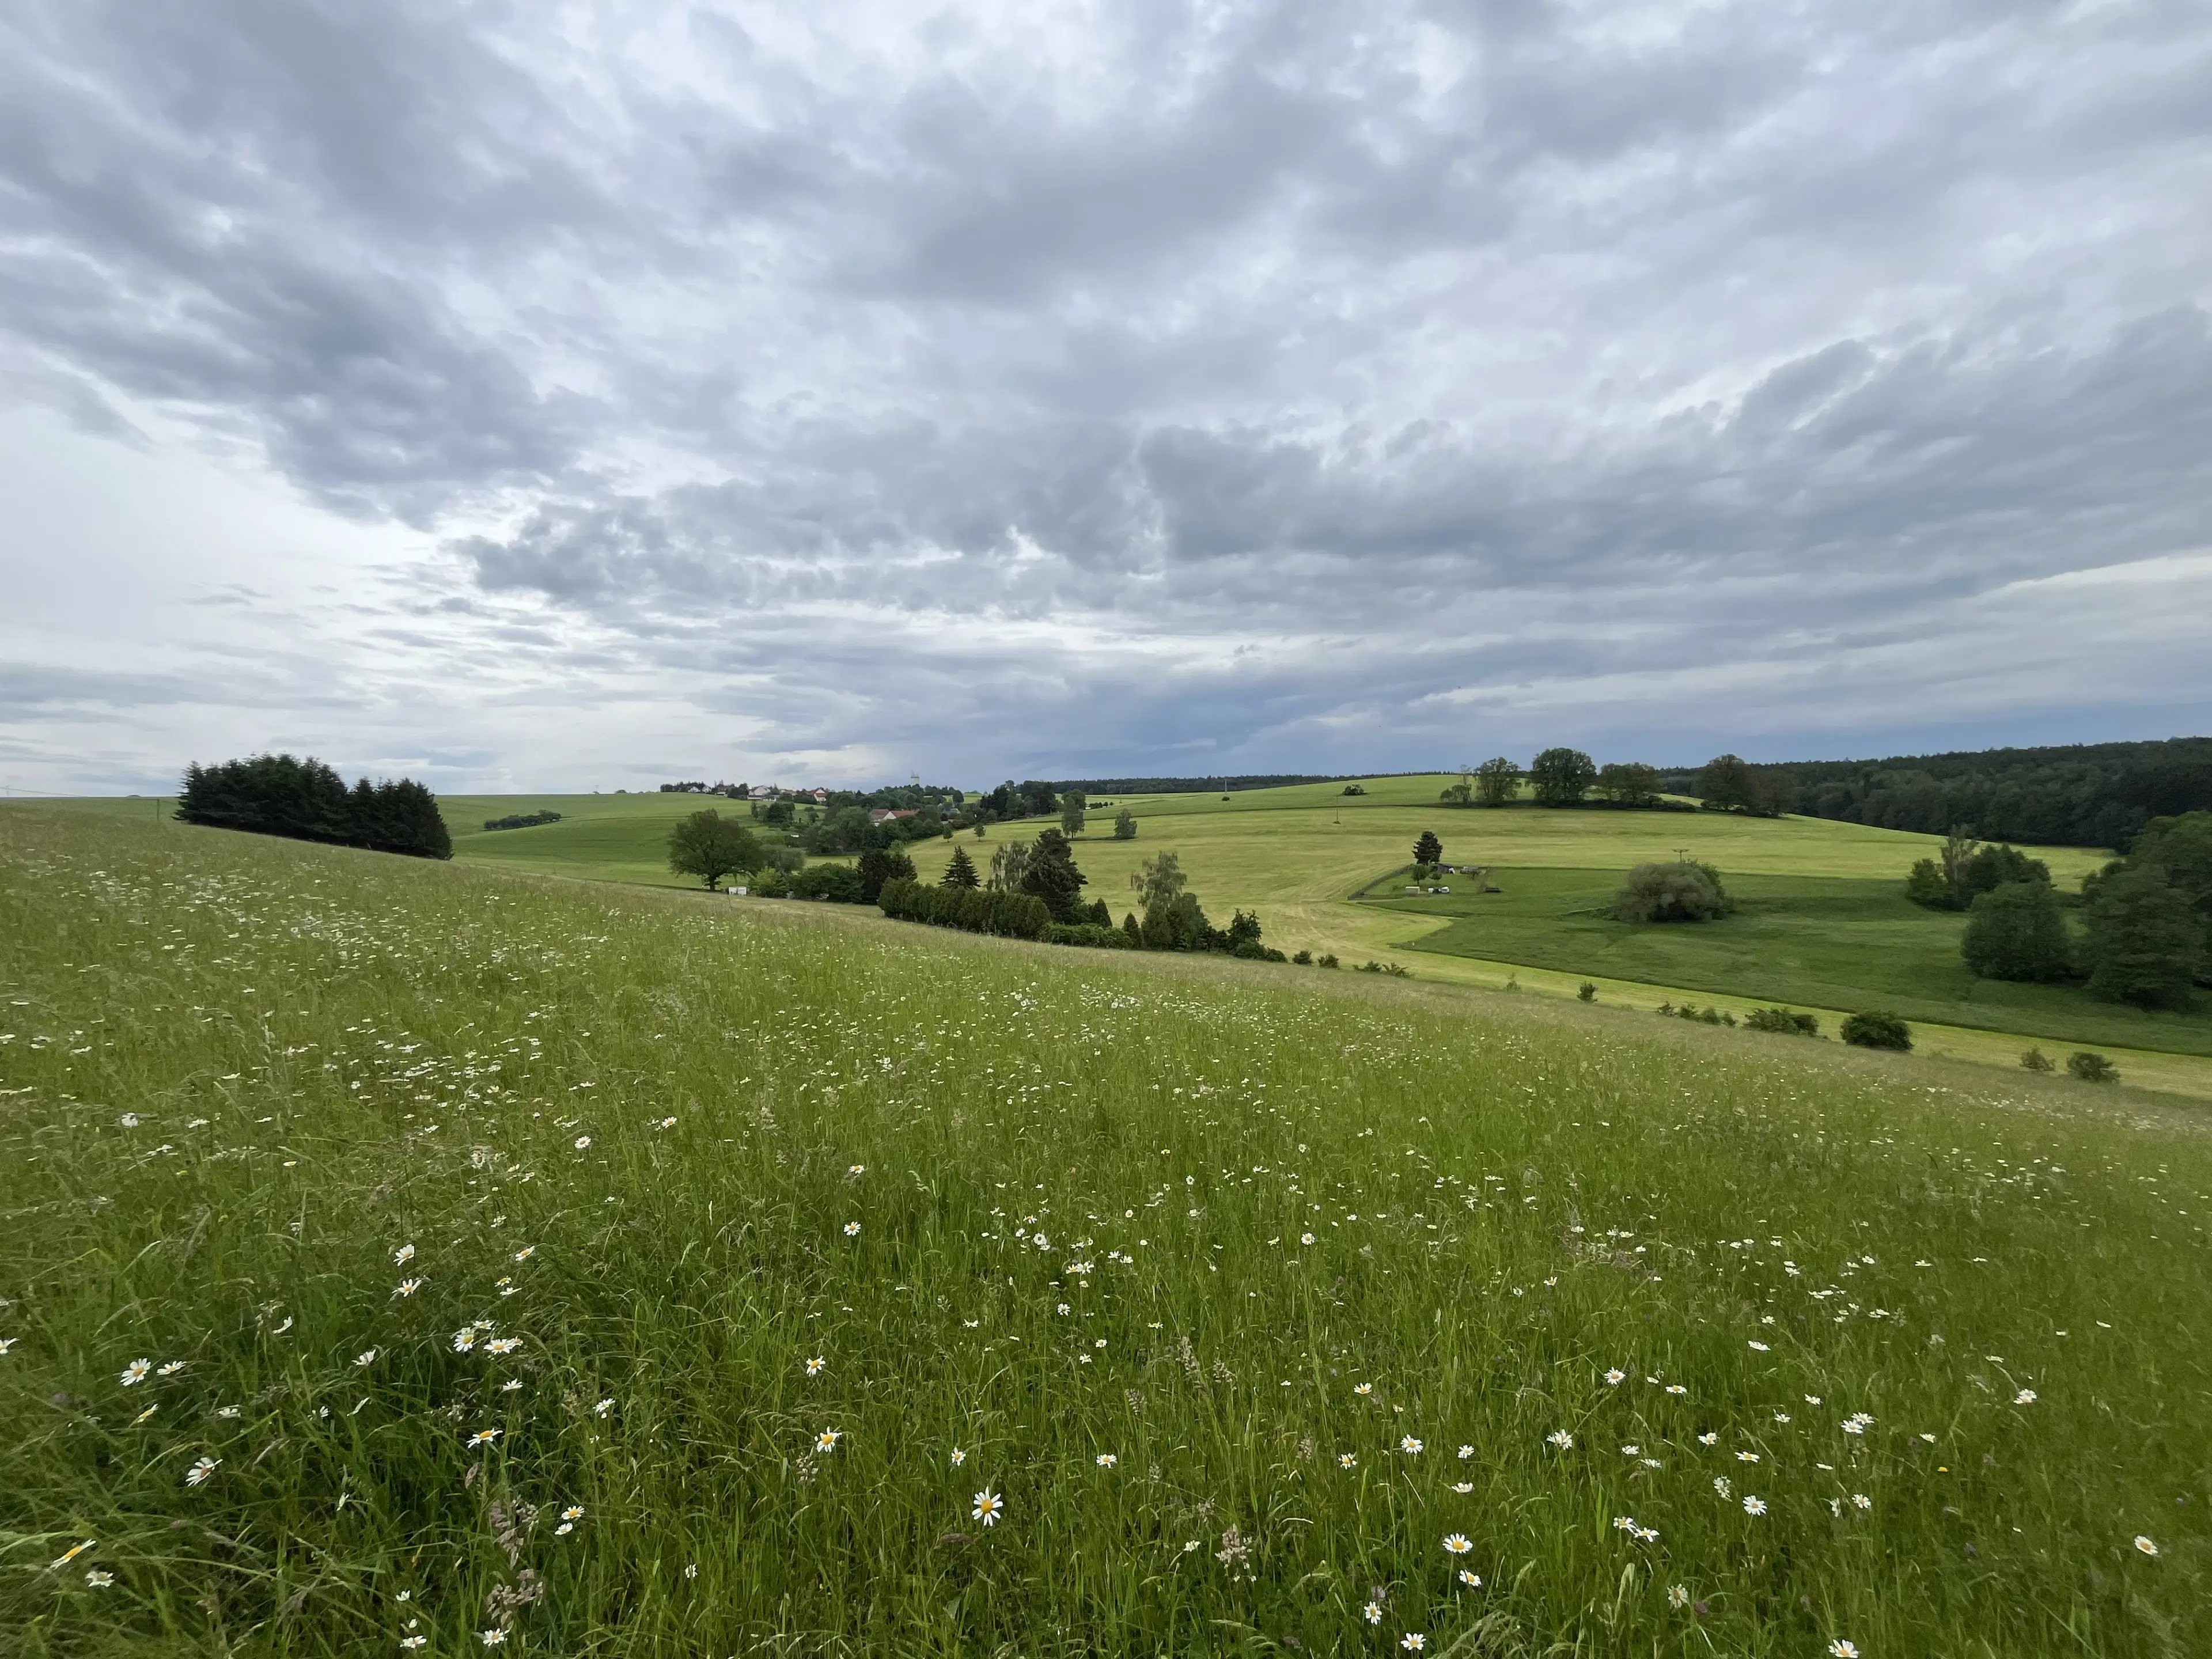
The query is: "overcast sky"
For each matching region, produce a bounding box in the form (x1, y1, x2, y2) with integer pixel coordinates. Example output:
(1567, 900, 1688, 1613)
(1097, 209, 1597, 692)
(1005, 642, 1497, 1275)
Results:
(3, 1, 2209, 795)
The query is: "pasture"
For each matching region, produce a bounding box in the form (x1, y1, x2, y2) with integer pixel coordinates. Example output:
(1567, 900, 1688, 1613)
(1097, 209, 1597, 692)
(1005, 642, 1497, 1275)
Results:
(1, 803, 2207, 1655)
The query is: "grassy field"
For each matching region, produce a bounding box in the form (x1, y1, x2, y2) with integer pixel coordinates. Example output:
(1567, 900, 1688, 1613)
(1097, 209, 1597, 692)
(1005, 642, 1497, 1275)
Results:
(3, 804, 2210, 1656)
(40, 785, 2212, 1097)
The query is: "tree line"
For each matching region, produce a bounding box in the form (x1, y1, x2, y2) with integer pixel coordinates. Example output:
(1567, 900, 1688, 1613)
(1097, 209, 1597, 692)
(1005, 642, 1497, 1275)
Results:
(176, 755, 451, 859)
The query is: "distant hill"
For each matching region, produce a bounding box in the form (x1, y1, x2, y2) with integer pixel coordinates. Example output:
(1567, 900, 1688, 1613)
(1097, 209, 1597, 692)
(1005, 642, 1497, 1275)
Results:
(1052, 774, 1353, 794)
(1665, 737, 2212, 850)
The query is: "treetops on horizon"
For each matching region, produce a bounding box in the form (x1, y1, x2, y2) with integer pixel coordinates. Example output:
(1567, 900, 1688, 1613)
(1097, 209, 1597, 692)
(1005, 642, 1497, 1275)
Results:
(1435, 751, 1789, 816)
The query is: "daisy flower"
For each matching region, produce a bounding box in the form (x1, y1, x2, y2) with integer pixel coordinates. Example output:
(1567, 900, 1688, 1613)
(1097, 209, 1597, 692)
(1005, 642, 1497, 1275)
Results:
(1736, 1450, 1760, 1463)
(2014, 1389, 2036, 1405)
(1668, 1584, 1689, 1608)
(85, 1569, 115, 1589)
(1698, 1432, 1718, 1446)
(1853, 1493, 1872, 1510)
(972, 1489, 1003, 1526)
(453, 1330, 478, 1353)
(563, 1505, 584, 1520)
(487, 1337, 521, 1356)
(185, 1456, 219, 1487)
(1363, 1602, 1384, 1625)
(1743, 1496, 1767, 1516)
(50, 1540, 96, 1571)
(468, 1427, 501, 1447)
(1443, 1533, 1472, 1555)
(1301, 1233, 1315, 1244)
(1457, 1445, 1474, 1459)
(480, 1631, 507, 1647)
(1339, 1453, 1357, 1468)
(849, 1164, 865, 1175)
(1457, 1569, 1481, 1586)
(2135, 1535, 2159, 1556)
(1748, 1340, 1771, 1352)
(1452, 1480, 1474, 1493)
(157, 1360, 185, 1376)
(573, 1135, 591, 1150)
(355, 1349, 378, 1367)
(1604, 1368, 1626, 1385)
(393, 1244, 415, 1265)
(1665, 1384, 1687, 1396)
(1353, 1382, 1373, 1396)
(1547, 1430, 1573, 1449)
(843, 1221, 861, 1237)
(119, 1358, 151, 1386)
(513, 1247, 536, 1263)
(816, 1427, 842, 1452)
(594, 1397, 614, 1416)
(1401, 1436, 1423, 1455)
(950, 1448, 967, 1466)
(402, 1639, 429, 1650)
(1401, 1635, 1426, 1652)
(1828, 1643, 1860, 1658)
(806, 1356, 825, 1376)
(1096, 1453, 1117, 1467)
(394, 1278, 422, 1298)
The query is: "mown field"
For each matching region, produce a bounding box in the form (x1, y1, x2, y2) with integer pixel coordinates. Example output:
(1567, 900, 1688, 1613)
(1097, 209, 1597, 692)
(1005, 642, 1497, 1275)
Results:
(2, 804, 2208, 1656)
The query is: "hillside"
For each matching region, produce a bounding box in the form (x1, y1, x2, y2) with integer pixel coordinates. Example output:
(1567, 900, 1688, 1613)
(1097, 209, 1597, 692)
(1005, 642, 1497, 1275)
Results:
(2, 804, 2206, 1654)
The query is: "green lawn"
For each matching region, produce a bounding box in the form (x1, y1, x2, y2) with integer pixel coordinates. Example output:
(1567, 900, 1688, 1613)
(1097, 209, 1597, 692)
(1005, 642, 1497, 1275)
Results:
(2, 803, 2207, 1655)
(1369, 868, 2212, 1059)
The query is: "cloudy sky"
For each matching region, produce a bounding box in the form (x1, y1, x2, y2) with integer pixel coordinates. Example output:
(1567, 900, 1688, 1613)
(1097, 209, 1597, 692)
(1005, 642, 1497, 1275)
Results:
(3, 1, 2209, 795)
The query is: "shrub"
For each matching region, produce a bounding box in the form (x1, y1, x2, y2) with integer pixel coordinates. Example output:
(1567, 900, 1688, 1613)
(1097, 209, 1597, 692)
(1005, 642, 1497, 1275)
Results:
(2020, 1047, 2055, 1073)
(2067, 1051, 2120, 1084)
(1745, 1006, 1820, 1036)
(855, 847, 918, 904)
(1044, 922, 1136, 949)
(1316, 953, 1340, 968)
(751, 866, 789, 897)
(1577, 982, 1597, 1002)
(1961, 880, 2073, 982)
(1611, 861, 1732, 923)
(789, 862, 865, 903)
(1904, 858, 1953, 910)
(1291, 949, 1313, 965)
(878, 878, 1051, 940)
(1113, 808, 1138, 840)
(483, 810, 562, 831)
(1841, 1010, 1912, 1051)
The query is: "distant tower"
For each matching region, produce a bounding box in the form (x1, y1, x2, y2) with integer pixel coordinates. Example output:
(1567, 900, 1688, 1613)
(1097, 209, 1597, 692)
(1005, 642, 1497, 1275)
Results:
(910, 771, 921, 789)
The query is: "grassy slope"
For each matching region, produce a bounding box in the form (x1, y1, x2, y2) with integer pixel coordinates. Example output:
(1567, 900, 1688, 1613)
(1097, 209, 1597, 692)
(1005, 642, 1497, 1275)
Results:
(2, 804, 2207, 1656)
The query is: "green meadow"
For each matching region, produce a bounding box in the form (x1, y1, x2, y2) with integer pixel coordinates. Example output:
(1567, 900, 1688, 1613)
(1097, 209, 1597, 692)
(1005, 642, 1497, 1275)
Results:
(2, 802, 2209, 1656)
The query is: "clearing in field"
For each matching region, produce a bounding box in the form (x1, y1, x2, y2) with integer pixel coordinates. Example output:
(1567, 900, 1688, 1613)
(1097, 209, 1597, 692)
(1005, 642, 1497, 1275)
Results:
(1, 803, 2206, 1654)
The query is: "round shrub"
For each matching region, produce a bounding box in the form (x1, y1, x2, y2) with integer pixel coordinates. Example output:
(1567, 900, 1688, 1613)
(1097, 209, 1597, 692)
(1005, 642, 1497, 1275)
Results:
(2067, 1051, 2120, 1084)
(1841, 1010, 1912, 1051)
(1611, 861, 1732, 923)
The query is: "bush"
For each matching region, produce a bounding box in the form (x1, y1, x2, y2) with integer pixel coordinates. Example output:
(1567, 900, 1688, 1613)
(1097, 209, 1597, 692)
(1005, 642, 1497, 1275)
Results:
(1292, 949, 1313, 965)
(1577, 982, 1597, 1002)
(1316, 953, 1340, 968)
(1745, 1006, 1820, 1036)
(878, 878, 1051, 940)
(750, 866, 789, 897)
(1840, 1010, 1912, 1051)
(855, 847, 918, 904)
(1045, 922, 1136, 949)
(2067, 1051, 2120, 1084)
(1961, 880, 2073, 982)
(1904, 858, 1953, 910)
(483, 810, 562, 831)
(2020, 1047, 2055, 1073)
(789, 863, 865, 903)
(1611, 861, 1732, 923)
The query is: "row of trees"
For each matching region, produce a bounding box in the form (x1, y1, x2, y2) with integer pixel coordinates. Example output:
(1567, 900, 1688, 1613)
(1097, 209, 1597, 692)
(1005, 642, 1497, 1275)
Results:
(1931, 813, 2212, 1007)
(176, 755, 452, 859)
(1435, 751, 1783, 815)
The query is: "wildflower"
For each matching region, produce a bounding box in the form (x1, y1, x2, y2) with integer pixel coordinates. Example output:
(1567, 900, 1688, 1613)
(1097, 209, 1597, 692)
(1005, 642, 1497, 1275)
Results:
(1443, 1533, 1472, 1555)
(1547, 1430, 1573, 1449)
(950, 1448, 967, 1466)
(487, 1337, 521, 1356)
(157, 1360, 185, 1376)
(355, 1349, 378, 1367)
(1621, 1444, 1641, 1456)
(394, 1279, 422, 1298)
(1806, 1394, 1823, 1405)
(480, 1631, 507, 1647)
(513, 1247, 536, 1263)
(573, 1135, 590, 1150)
(843, 1222, 861, 1237)
(215, 1404, 240, 1418)
(1612, 1516, 1637, 1531)
(1354, 1382, 1373, 1396)
(1301, 1233, 1315, 1244)
(1637, 1526, 1659, 1541)
(1665, 1384, 1687, 1396)
(1401, 1436, 1423, 1455)
(393, 1244, 415, 1265)
(0, 1338, 12, 1355)
(2014, 1389, 2036, 1405)
(1920, 1433, 1937, 1443)
(1363, 1602, 1384, 1624)
(1843, 1414, 1873, 1435)
(1339, 1452, 1357, 1468)
(402, 1640, 428, 1651)
(119, 1358, 151, 1386)
(806, 1357, 826, 1376)
(683, 1563, 698, 1578)
(1452, 1480, 1474, 1493)
(1828, 1644, 1860, 1658)
(1458, 1569, 1481, 1586)
(185, 1456, 219, 1487)
(555, 1522, 574, 1536)
(816, 1428, 842, 1452)
(1743, 1496, 1767, 1516)
(563, 1505, 584, 1520)
(1097, 1453, 1117, 1467)
(2135, 1535, 2159, 1556)
(50, 1540, 96, 1570)
(468, 1428, 501, 1447)
(849, 1164, 865, 1175)
(85, 1570, 115, 1588)
(1604, 1368, 1625, 1385)
(1401, 1635, 1426, 1652)
(1698, 1432, 1718, 1445)
(1851, 1492, 1872, 1509)
(972, 1488, 1003, 1526)
(453, 1330, 478, 1353)
(1713, 1476, 1732, 1498)
(1748, 1340, 1770, 1352)
(1668, 1584, 1689, 1608)
(1736, 1450, 1760, 1463)
(594, 1398, 614, 1416)
(1056, 1303, 1070, 1315)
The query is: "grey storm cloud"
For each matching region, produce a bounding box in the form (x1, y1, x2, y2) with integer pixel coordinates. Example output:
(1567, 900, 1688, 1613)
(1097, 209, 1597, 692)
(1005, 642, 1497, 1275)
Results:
(2, 0, 2209, 789)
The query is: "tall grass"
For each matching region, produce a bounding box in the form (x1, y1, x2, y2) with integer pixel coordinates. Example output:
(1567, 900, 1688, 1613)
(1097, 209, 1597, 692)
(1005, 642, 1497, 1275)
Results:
(1, 806, 2206, 1656)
